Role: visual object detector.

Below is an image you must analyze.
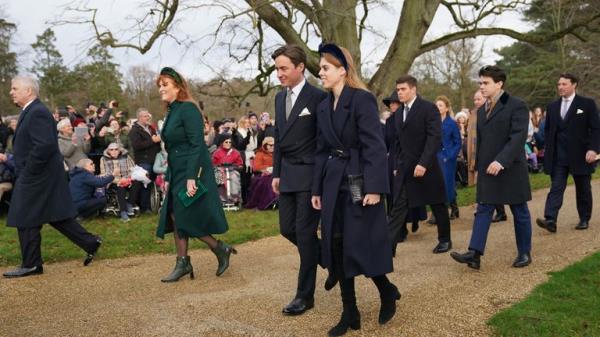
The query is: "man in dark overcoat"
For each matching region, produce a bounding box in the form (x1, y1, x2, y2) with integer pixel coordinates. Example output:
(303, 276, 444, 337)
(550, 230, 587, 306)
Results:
(537, 73, 600, 232)
(388, 75, 452, 255)
(271, 45, 328, 315)
(3, 76, 102, 278)
(451, 66, 532, 270)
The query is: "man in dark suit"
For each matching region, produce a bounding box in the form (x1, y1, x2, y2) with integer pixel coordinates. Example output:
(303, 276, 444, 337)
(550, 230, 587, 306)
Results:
(3, 76, 102, 278)
(451, 66, 532, 270)
(271, 45, 328, 315)
(388, 75, 452, 255)
(537, 73, 600, 232)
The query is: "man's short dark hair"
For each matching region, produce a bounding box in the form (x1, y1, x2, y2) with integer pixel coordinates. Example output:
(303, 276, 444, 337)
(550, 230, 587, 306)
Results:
(479, 65, 507, 86)
(559, 73, 579, 85)
(396, 75, 418, 88)
(271, 45, 307, 68)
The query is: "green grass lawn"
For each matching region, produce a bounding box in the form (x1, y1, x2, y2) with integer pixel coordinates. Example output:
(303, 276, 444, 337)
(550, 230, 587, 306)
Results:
(489, 251, 600, 337)
(0, 170, 598, 267)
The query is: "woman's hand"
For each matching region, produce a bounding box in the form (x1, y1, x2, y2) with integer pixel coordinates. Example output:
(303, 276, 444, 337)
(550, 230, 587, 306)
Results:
(311, 196, 321, 210)
(186, 179, 197, 197)
(362, 193, 380, 207)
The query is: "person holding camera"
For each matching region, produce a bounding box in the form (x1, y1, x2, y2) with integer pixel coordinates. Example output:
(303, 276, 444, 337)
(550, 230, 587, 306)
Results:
(99, 119, 131, 154)
(57, 118, 91, 170)
(129, 108, 161, 213)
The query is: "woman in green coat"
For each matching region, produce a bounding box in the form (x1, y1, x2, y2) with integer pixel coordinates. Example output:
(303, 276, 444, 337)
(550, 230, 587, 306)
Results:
(156, 67, 236, 282)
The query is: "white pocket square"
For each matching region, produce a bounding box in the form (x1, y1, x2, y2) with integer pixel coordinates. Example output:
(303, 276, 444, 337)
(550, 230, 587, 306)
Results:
(576, 109, 584, 114)
(299, 108, 311, 116)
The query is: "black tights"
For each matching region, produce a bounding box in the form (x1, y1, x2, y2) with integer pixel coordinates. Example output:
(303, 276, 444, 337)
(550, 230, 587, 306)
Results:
(332, 237, 393, 310)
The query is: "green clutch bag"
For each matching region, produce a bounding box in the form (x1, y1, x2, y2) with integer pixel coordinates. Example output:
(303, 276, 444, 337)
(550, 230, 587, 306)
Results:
(177, 167, 208, 207)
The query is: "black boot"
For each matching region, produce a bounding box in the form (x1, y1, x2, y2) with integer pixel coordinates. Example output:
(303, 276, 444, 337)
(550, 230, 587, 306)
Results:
(328, 277, 361, 337)
(210, 240, 238, 276)
(449, 202, 459, 220)
(161, 256, 194, 282)
(324, 271, 338, 291)
(372, 275, 401, 325)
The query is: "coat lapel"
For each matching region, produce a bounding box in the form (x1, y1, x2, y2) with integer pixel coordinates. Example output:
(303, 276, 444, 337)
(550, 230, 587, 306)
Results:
(484, 92, 508, 124)
(563, 95, 580, 123)
(332, 86, 353, 141)
(279, 82, 312, 140)
(13, 98, 39, 143)
(275, 90, 288, 136)
(401, 96, 421, 129)
(321, 93, 345, 150)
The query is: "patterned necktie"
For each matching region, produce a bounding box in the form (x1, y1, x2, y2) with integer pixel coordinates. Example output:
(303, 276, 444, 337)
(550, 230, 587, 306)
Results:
(485, 100, 495, 119)
(285, 89, 293, 120)
(560, 99, 570, 119)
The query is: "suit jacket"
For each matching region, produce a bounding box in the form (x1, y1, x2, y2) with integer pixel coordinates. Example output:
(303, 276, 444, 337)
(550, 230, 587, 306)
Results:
(543, 94, 600, 175)
(7, 99, 77, 228)
(312, 86, 392, 278)
(393, 96, 446, 207)
(475, 91, 531, 204)
(273, 81, 327, 192)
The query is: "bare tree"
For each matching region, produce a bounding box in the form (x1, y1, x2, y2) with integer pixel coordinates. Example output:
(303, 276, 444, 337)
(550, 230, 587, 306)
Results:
(59, 0, 600, 98)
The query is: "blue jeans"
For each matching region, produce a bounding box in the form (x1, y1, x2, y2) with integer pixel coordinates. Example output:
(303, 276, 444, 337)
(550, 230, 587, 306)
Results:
(469, 202, 532, 255)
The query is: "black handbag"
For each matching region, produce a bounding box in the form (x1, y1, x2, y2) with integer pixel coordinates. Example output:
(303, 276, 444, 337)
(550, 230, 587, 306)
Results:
(347, 148, 364, 205)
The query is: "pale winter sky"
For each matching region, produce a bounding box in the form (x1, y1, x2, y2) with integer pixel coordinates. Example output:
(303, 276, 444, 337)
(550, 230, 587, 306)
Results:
(4, 0, 531, 82)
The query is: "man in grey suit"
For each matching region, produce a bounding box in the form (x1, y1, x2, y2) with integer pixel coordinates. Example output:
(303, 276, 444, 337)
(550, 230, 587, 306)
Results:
(451, 66, 532, 270)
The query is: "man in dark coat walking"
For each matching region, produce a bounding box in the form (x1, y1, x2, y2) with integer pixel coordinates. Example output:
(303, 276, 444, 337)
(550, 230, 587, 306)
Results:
(271, 45, 328, 315)
(388, 75, 452, 254)
(451, 66, 532, 270)
(537, 73, 600, 232)
(3, 76, 102, 278)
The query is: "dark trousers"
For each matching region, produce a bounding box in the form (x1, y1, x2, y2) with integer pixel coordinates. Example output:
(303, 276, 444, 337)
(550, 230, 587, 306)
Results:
(130, 162, 154, 211)
(544, 165, 592, 222)
(279, 191, 320, 300)
(77, 198, 107, 218)
(18, 218, 99, 268)
(388, 185, 451, 244)
(115, 186, 129, 213)
(469, 203, 532, 255)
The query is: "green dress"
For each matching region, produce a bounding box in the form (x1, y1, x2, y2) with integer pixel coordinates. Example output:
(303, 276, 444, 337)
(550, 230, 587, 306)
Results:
(156, 101, 228, 238)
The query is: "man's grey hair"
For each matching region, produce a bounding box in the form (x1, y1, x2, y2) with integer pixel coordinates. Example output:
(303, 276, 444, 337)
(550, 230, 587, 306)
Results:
(12, 75, 40, 97)
(76, 158, 93, 169)
(136, 107, 149, 118)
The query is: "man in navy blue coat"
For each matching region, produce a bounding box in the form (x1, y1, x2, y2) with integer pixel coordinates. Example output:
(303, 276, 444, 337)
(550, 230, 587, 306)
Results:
(3, 76, 102, 278)
(537, 73, 600, 232)
(271, 45, 328, 315)
(451, 66, 532, 270)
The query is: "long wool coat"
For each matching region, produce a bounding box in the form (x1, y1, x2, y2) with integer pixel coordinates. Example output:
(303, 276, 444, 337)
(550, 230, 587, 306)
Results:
(156, 101, 228, 238)
(8, 99, 78, 228)
(475, 91, 531, 205)
(312, 86, 392, 278)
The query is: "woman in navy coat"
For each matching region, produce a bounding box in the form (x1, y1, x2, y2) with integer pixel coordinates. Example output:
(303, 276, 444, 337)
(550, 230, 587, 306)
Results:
(311, 43, 400, 337)
(435, 96, 462, 220)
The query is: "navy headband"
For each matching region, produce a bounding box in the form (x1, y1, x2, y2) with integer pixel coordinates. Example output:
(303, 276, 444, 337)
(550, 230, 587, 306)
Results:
(318, 43, 349, 71)
(160, 67, 183, 85)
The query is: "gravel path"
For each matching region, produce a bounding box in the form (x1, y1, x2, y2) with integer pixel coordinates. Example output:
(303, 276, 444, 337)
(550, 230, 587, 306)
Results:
(1, 181, 599, 337)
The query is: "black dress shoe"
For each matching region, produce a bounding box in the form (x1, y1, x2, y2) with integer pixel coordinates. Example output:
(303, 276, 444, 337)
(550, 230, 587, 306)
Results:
(491, 213, 507, 223)
(3, 265, 44, 278)
(575, 220, 589, 230)
(450, 250, 480, 270)
(512, 252, 532, 268)
(411, 221, 419, 233)
(84, 237, 103, 266)
(324, 272, 338, 291)
(433, 241, 452, 254)
(282, 298, 314, 315)
(536, 218, 557, 233)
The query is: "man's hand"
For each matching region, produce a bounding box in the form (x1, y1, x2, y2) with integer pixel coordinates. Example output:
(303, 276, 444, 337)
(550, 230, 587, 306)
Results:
(585, 150, 598, 164)
(0, 153, 7, 162)
(83, 134, 91, 141)
(413, 165, 426, 177)
(311, 196, 321, 210)
(272, 177, 280, 194)
(486, 161, 504, 176)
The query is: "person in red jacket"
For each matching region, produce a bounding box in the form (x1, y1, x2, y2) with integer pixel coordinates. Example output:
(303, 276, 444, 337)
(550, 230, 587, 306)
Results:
(253, 136, 274, 174)
(211, 134, 243, 167)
